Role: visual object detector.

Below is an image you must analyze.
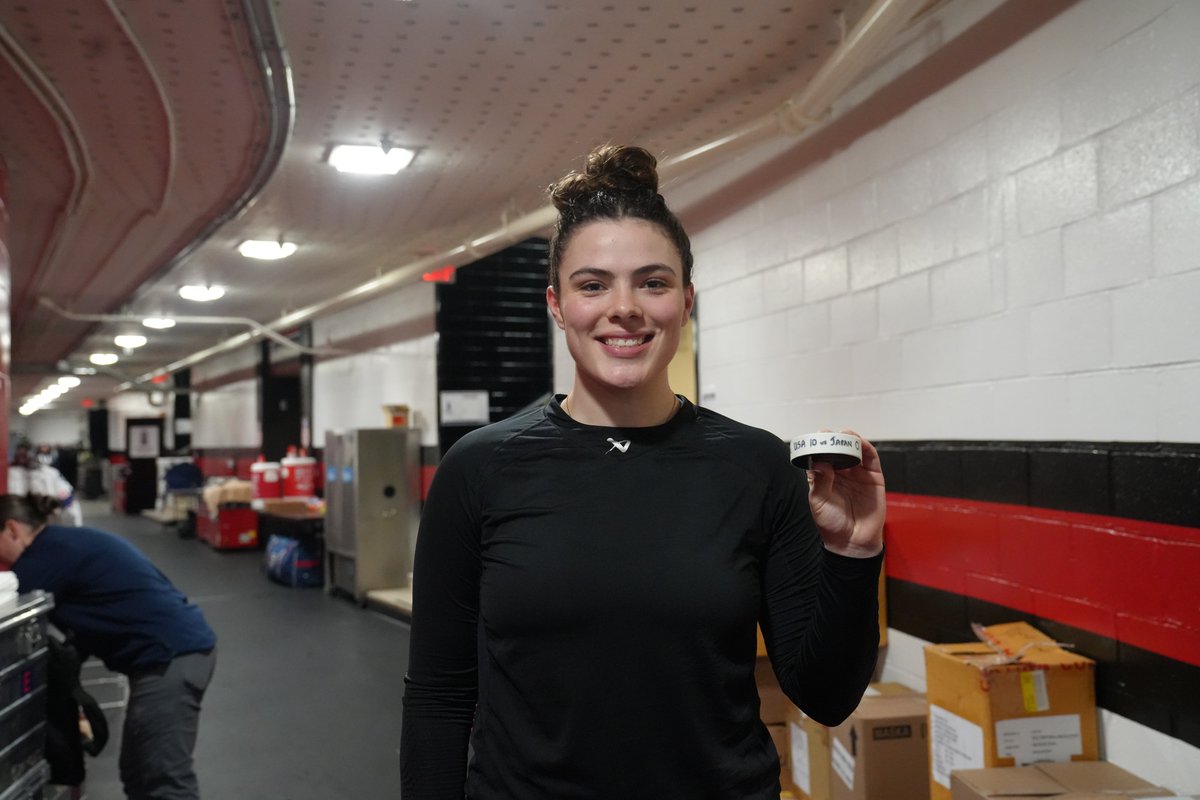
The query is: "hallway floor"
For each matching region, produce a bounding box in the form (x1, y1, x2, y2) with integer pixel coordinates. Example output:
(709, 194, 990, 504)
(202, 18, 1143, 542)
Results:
(66, 500, 411, 799)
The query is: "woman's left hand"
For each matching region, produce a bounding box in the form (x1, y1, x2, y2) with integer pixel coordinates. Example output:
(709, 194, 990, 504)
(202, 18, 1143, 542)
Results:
(807, 429, 886, 558)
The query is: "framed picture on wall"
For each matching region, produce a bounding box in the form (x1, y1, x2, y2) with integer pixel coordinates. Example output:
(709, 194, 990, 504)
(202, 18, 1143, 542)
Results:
(128, 424, 161, 458)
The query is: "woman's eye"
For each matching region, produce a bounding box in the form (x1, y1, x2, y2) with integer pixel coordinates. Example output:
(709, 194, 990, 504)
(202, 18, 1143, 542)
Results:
(644, 278, 668, 290)
(579, 282, 604, 292)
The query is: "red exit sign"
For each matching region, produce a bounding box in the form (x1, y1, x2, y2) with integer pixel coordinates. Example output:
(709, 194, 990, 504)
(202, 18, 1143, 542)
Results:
(421, 265, 456, 283)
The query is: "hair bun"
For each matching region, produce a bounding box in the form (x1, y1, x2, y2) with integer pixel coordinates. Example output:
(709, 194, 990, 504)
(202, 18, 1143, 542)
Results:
(29, 493, 61, 518)
(549, 144, 660, 212)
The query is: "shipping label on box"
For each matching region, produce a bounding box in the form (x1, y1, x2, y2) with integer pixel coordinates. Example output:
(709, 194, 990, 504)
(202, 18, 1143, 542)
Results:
(931, 704, 986, 789)
(790, 720, 812, 795)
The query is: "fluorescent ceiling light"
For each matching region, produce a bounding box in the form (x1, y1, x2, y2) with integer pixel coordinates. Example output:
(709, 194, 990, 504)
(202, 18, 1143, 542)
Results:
(90, 353, 119, 366)
(115, 334, 148, 348)
(74, 367, 97, 375)
(179, 284, 225, 302)
(327, 144, 414, 175)
(44, 385, 66, 397)
(142, 317, 176, 329)
(19, 406, 35, 416)
(238, 240, 297, 260)
(58, 376, 81, 388)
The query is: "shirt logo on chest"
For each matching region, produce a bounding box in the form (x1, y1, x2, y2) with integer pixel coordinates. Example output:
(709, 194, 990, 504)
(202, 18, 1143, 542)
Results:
(606, 438, 631, 454)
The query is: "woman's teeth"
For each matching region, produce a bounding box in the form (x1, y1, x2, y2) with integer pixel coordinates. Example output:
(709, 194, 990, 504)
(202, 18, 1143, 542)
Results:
(603, 336, 646, 347)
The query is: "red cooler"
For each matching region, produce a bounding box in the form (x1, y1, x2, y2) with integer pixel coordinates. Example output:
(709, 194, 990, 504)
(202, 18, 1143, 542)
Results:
(251, 461, 283, 499)
(280, 455, 316, 498)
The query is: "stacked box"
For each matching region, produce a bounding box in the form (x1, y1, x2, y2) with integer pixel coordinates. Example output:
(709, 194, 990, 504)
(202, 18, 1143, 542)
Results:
(785, 682, 919, 800)
(924, 622, 1098, 800)
(787, 704, 832, 800)
(830, 687, 929, 800)
(951, 761, 1176, 799)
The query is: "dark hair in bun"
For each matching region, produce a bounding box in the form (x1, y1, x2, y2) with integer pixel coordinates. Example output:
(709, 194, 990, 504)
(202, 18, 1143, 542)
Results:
(547, 144, 693, 290)
(0, 493, 61, 529)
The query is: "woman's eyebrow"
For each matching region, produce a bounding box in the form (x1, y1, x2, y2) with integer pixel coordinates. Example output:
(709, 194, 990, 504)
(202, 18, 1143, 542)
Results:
(567, 263, 675, 280)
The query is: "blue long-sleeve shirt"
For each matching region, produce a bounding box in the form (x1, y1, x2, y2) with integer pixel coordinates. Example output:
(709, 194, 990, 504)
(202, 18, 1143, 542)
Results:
(12, 525, 215, 674)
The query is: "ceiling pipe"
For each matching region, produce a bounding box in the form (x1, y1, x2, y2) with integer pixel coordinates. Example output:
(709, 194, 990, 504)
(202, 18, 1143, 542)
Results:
(118, 0, 928, 390)
(119, 0, 295, 315)
(39, 297, 339, 357)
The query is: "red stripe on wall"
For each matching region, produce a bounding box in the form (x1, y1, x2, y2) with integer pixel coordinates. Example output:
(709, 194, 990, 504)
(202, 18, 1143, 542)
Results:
(885, 493, 1200, 668)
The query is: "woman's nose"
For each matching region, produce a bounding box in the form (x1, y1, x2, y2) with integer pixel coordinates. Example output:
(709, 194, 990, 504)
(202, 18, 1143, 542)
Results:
(608, 286, 642, 319)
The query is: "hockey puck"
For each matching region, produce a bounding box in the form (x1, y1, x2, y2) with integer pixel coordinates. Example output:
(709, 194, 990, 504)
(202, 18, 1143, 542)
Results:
(790, 432, 862, 470)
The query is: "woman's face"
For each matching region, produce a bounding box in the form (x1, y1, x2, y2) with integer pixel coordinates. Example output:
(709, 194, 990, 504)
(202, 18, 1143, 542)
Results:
(547, 218, 694, 396)
(0, 520, 32, 567)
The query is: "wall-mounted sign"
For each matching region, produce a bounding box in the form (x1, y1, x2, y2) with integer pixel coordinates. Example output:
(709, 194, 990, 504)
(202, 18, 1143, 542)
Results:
(439, 390, 490, 426)
(128, 424, 161, 459)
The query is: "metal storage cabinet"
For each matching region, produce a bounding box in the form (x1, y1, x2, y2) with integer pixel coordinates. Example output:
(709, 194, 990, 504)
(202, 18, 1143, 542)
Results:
(323, 428, 421, 603)
(0, 592, 53, 800)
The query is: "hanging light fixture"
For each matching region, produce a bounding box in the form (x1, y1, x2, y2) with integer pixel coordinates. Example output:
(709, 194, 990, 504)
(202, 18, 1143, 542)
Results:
(179, 285, 225, 302)
(114, 333, 148, 349)
(326, 139, 415, 175)
(238, 240, 298, 260)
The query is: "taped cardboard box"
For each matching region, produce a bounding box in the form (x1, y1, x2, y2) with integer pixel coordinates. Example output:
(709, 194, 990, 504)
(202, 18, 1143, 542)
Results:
(830, 691, 929, 800)
(925, 622, 1098, 800)
(950, 760, 1176, 800)
(767, 722, 799, 795)
(787, 704, 831, 800)
(786, 682, 918, 800)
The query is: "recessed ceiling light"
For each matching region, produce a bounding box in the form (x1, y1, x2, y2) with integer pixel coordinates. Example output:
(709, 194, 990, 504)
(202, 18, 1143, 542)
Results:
(327, 144, 415, 175)
(90, 353, 119, 366)
(238, 240, 298, 260)
(143, 317, 176, 329)
(115, 334, 148, 348)
(179, 285, 225, 302)
(58, 376, 82, 388)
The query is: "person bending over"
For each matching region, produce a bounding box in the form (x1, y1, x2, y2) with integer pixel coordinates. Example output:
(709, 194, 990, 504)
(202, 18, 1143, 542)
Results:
(0, 493, 216, 800)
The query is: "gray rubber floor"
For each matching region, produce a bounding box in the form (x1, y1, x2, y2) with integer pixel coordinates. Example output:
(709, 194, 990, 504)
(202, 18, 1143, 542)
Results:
(68, 500, 411, 799)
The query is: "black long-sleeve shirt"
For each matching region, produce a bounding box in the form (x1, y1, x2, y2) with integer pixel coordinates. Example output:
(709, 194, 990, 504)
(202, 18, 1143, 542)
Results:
(401, 397, 881, 799)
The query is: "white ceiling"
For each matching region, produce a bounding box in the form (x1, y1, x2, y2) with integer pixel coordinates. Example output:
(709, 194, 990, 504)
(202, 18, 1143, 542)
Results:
(0, 0, 1062, 413)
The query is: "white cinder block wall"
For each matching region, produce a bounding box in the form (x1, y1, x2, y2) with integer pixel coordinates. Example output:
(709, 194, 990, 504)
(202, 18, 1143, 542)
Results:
(311, 283, 439, 447)
(191, 346, 261, 449)
(687, 0, 1200, 791)
(189, 282, 438, 450)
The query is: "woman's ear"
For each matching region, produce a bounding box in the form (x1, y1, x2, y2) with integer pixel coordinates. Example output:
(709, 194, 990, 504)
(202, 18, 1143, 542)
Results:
(546, 285, 566, 330)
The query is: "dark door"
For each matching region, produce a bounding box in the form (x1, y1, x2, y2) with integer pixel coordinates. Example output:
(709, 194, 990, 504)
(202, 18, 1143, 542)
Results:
(124, 418, 164, 514)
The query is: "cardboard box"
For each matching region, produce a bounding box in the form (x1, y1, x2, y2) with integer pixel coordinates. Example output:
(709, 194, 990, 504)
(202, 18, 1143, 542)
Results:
(767, 722, 800, 794)
(925, 622, 1098, 800)
(756, 655, 800, 725)
(951, 761, 1176, 800)
(255, 498, 320, 518)
(878, 560, 888, 648)
(787, 704, 832, 800)
(785, 683, 919, 800)
(830, 692, 930, 800)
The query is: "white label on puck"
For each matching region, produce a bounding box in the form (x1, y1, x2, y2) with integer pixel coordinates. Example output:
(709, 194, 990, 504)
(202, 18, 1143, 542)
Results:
(790, 432, 862, 469)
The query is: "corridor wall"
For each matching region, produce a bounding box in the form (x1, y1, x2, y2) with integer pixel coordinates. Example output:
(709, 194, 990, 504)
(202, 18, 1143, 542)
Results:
(684, 0, 1199, 791)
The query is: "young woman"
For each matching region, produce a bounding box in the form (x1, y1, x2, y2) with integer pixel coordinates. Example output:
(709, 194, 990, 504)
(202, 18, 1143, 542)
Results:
(0, 493, 216, 800)
(400, 145, 885, 799)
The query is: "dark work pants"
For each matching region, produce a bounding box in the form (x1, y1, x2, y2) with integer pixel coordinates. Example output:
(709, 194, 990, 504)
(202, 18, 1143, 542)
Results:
(119, 650, 217, 800)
